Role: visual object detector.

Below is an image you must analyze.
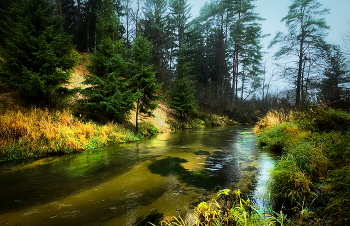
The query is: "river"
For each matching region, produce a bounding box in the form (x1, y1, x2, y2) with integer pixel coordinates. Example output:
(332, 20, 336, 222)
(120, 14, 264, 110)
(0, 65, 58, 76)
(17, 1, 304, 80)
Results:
(0, 125, 277, 226)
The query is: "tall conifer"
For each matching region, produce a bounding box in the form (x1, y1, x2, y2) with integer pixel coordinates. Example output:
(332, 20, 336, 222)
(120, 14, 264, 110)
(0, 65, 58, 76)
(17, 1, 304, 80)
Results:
(83, 0, 134, 121)
(0, 0, 77, 104)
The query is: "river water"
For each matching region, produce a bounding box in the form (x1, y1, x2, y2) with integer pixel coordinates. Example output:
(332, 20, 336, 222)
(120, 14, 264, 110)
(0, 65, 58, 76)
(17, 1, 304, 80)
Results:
(0, 125, 277, 226)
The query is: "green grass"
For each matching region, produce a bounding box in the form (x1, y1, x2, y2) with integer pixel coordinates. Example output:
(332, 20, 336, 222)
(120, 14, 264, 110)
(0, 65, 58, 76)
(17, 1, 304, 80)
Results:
(256, 107, 350, 225)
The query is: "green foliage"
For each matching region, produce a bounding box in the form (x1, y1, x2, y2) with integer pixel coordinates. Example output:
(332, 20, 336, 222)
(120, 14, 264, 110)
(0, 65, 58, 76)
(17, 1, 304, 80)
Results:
(130, 36, 161, 115)
(137, 122, 158, 137)
(320, 45, 349, 107)
(257, 108, 350, 224)
(0, 0, 77, 104)
(299, 108, 350, 133)
(168, 44, 198, 118)
(83, 38, 134, 121)
(162, 189, 287, 225)
(167, 76, 198, 118)
(83, 0, 135, 121)
(258, 122, 311, 152)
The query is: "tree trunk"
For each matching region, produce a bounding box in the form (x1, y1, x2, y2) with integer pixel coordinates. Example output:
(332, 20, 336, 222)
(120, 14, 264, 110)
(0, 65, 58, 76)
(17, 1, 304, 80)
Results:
(241, 69, 245, 100)
(135, 99, 140, 132)
(56, 0, 62, 15)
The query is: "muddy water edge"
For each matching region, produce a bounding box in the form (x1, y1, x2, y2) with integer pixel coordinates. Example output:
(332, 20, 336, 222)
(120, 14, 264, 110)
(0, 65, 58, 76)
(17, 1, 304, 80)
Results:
(0, 125, 278, 226)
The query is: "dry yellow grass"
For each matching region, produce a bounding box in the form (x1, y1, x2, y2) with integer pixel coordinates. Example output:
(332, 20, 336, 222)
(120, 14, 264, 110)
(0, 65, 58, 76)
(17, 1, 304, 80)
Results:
(0, 108, 138, 161)
(254, 110, 296, 134)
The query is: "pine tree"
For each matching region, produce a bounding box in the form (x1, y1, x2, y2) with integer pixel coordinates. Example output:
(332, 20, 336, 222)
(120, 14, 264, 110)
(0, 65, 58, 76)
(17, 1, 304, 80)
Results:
(269, 0, 330, 106)
(0, 0, 77, 104)
(223, 0, 264, 102)
(83, 0, 134, 121)
(130, 36, 161, 131)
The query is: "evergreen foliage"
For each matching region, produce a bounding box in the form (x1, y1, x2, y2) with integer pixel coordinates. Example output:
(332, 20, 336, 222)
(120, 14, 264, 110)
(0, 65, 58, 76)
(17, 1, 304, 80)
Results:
(130, 36, 161, 131)
(320, 45, 349, 106)
(0, 0, 77, 104)
(168, 44, 198, 118)
(83, 0, 134, 121)
(141, 0, 169, 85)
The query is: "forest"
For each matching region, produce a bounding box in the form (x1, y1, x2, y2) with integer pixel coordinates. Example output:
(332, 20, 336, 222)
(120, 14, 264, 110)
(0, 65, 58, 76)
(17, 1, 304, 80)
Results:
(1, 0, 350, 225)
(1, 0, 348, 121)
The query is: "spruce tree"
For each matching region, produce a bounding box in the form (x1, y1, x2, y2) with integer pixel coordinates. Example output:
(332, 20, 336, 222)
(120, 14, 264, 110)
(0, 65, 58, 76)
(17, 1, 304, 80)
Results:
(321, 45, 349, 106)
(0, 0, 77, 104)
(130, 36, 161, 131)
(83, 0, 134, 121)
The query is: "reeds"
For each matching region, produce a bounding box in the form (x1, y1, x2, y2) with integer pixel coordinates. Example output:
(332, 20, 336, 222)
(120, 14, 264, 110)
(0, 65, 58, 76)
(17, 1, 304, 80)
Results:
(0, 108, 139, 161)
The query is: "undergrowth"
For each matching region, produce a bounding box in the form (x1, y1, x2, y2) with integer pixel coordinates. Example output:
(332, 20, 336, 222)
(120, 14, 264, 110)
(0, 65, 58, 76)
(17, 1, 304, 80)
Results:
(156, 189, 287, 226)
(0, 108, 142, 161)
(255, 107, 350, 225)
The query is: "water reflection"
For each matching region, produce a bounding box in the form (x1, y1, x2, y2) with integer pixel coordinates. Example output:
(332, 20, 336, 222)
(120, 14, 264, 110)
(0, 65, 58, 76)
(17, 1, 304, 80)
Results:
(0, 125, 277, 225)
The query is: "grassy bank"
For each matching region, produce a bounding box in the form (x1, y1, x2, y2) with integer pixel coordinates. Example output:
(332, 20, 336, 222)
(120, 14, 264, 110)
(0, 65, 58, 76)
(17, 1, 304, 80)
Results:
(255, 107, 350, 225)
(0, 108, 158, 162)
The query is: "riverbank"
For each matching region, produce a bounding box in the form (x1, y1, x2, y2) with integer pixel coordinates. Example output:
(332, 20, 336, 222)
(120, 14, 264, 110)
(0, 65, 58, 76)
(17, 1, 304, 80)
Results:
(0, 108, 141, 161)
(255, 107, 350, 225)
(0, 53, 237, 162)
(0, 103, 236, 162)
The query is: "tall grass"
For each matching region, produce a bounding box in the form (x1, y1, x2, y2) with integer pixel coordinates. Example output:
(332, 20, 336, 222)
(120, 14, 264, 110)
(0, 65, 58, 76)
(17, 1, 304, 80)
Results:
(256, 107, 350, 225)
(0, 108, 140, 161)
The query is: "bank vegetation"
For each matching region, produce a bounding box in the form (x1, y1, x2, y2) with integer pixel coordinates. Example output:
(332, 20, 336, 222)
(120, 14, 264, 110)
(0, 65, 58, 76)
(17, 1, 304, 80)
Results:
(255, 107, 350, 225)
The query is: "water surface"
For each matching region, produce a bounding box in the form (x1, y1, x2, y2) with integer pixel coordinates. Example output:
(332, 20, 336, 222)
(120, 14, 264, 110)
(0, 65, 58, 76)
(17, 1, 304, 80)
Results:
(0, 125, 277, 225)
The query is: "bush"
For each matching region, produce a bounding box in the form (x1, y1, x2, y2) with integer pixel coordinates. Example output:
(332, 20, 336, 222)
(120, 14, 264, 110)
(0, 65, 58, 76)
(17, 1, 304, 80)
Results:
(298, 108, 350, 133)
(138, 122, 158, 137)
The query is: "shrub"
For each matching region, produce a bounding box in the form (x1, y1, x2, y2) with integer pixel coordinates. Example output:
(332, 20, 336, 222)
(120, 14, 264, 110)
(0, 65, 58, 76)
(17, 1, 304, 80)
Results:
(298, 108, 350, 133)
(138, 122, 158, 137)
